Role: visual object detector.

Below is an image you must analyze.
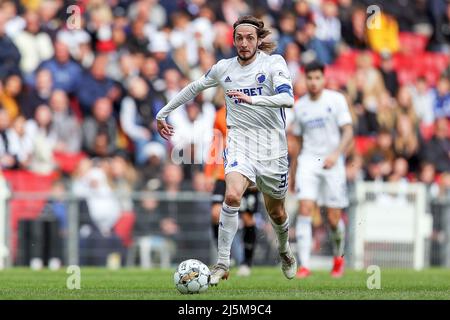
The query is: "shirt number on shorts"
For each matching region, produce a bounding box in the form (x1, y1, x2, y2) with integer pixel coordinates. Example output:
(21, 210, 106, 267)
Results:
(278, 173, 288, 189)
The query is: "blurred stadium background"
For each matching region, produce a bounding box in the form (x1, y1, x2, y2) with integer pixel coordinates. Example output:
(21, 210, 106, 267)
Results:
(0, 0, 449, 274)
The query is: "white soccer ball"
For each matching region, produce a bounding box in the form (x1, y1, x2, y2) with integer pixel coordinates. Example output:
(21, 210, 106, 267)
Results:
(173, 259, 210, 294)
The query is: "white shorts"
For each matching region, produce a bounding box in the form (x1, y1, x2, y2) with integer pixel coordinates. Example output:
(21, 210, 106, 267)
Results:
(295, 155, 348, 208)
(223, 149, 289, 199)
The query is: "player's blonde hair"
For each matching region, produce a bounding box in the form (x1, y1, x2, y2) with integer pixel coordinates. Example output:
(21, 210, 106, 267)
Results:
(233, 15, 276, 54)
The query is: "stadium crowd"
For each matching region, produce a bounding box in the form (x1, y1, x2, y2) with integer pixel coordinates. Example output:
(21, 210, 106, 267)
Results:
(0, 0, 449, 265)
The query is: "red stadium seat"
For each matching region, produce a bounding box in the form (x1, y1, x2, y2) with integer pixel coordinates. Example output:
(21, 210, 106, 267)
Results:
(420, 123, 435, 141)
(397, 68, 418, 85)
(325, 65, 354, 87)
(114, 211, 136, 248)
(53, 151, 86, 174)
(354, 136, 376, 155)
(399, 32, 429, 54)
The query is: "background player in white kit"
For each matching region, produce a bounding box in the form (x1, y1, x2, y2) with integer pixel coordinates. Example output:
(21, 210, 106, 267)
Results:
(289, 61, 354, 278)
(155, 16, 297, 285)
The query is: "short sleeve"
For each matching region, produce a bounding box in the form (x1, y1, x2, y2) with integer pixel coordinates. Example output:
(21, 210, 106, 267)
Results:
(335, 93, 352, 127)
(271, 55, 293, 97)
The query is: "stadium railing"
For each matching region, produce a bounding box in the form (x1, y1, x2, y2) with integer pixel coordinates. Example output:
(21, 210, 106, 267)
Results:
(0, 181, 449, 270)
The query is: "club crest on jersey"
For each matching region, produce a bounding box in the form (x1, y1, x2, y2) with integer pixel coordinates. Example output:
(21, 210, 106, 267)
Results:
(256, 73, 266, 84)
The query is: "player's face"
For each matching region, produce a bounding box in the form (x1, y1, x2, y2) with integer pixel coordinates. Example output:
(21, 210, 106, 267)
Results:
(234, 26, 259, 62)
(306, 70, 325, 96)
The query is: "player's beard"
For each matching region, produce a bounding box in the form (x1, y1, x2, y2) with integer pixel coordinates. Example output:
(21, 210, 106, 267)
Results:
(238, 48, 257, 62)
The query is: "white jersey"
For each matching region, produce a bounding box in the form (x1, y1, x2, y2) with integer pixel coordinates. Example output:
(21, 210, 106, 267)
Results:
(292, 89, 352, 159)
(204, 51, 293, 160)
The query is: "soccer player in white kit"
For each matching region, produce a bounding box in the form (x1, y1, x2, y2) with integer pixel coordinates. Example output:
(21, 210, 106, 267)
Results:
(155, 16, 297, 285)
(289, 61, 353, 278)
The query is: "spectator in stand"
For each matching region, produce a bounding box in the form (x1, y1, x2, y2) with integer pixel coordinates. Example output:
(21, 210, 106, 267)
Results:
(418, 161, 440, 202)
(341, 5, 368, 49)
(82, 97, 118, 158)
(108, 151, 137, 215)
(56, 26, 94, 70)
(0, 109, 19, 170)
(276, 11, 296, 56)
(424, 117, 450, 173)
(296, 21, 333, 65)
(72, 159, 124, 266)
(49, 90, 81, 153)
(393, 114, 423, 173)
(140, 54, 165, 92)
(376, 90, 396, 132)
(347, 70, 379, 136)
(12, 10, 53, 83)
(432, 76, 450, 119)
(8, 115, 33, 168)
(39, 40, 83, 95)
(428, 0, 450, 53)
(213, 21, 235, 61)
(355, 52, 386, 112)
(136, 141, 167, 191)
(150, 31, 179, 77)
(163, 68, 183, 102)
(126, 18, 150, 56)
(409, 76, 435, 126)
(315, 0, 341, 62)
(366, 128, 396, 165)
(77, 54, 122, 116)
(379, 51, 399, 97)
(120, 76, 161, 165)
(293, 0, 314, 31)
(1, 1, 25, 39)
(388, 157, 410, 182)
(21, 68, 53, 120)
(437, 172, 450, 199)
(25, 104, 57, 174)
(284, 42, 302, 83)
(396, 86, 419, 129)
(0, 10, 21, 79)
(364, 153, 389, 182)
(0, 73, 22, 121)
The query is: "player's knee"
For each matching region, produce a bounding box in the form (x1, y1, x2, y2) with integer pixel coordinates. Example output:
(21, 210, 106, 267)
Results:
(224, 192, 241, 207)
(268, 207, 286, 224)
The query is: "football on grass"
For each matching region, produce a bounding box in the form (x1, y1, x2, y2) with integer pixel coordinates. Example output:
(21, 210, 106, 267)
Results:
(173, 259, 210, 294)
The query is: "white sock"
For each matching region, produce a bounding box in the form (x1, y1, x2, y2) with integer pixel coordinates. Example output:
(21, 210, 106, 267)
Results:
(330, 218, 345, 257)
(269, 215, 290, 254)
(217, 202, 240, 268)
(296, 215, 312, 269)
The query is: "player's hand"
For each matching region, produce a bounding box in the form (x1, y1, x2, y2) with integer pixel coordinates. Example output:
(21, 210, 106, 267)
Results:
(226, 90, 252, 104)
(323, 151, 339, 169)
(157, 119, 174, 140)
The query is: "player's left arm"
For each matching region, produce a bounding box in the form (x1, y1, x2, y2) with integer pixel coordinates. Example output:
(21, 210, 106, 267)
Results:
(227, 55, 294, 108)
(323, 94, 354, 170)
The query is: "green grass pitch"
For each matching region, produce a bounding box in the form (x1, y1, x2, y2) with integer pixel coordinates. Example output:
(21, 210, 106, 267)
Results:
(0, 267, 448, 300)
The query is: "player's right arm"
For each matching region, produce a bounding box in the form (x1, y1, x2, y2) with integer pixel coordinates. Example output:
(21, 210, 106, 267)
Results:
(156, 65, 220, 140)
